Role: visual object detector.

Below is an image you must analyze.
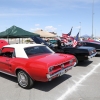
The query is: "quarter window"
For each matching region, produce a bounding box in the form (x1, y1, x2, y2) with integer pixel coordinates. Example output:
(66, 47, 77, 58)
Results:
(0, 47, 15, 58)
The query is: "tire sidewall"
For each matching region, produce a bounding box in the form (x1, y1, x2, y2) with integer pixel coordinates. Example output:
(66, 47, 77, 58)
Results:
(17, 70, 33, 89)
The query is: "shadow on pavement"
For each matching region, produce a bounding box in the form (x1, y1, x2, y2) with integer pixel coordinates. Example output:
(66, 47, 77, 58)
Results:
(0, 72, 71, 91)
(0, 73, 17, 82)
(76, 60, 93, 67)
(95, 54, 100, 57)
(33, 74, 71, 92)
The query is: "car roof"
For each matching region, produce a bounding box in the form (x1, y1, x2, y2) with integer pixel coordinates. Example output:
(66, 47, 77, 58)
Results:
(3, 43, 45, 48)
(2, 44, 47, 59)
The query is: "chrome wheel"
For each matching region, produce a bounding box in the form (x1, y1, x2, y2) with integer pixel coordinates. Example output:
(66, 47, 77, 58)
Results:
(17, 71, 28, 88)
(17, 70, 34, 89)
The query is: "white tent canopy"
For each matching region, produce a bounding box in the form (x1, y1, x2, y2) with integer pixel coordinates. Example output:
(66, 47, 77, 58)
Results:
(34, 30, 57, 37)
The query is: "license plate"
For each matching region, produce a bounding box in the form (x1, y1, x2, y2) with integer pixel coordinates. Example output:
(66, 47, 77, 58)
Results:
(60, 70, 65, 76)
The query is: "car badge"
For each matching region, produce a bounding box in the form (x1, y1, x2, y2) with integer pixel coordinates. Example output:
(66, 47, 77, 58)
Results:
(61, 64, 64, 68)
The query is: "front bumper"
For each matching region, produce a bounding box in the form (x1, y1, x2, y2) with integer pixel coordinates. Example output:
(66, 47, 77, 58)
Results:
(96, 50, 100, 54)
(47, 62, 76, 81)
(88, 52, 97, 59)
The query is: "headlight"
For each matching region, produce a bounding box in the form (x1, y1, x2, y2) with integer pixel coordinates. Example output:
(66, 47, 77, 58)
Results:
(89, 51, 92, 55)
(48, 66, 54, 72)
(93, 49, 96, 53)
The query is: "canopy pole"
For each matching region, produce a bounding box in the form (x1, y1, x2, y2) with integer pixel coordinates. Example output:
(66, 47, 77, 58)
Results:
(19, 38, 20, 43)
(22, 38, 23, 43)
(7, 36, 9, 44)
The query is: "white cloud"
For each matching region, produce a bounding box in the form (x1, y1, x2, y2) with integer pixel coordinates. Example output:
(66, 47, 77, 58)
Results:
(0, 0, 99, 18)
(11, 0, 100, 3)
(31, 28, 41, 31)
(0, 13, 51, 17)
(35, 24, 40, 26)
(75, 26, 81, 29)
(70, 0, 99, 3)
(31, 26, 57, 32)
(45, 26, 57, 32)
(1, 0, 99, 11)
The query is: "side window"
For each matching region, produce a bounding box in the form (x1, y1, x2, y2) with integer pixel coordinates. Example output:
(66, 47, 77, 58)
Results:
(1, 47, 15, 58)
(12, 50, 16, 58)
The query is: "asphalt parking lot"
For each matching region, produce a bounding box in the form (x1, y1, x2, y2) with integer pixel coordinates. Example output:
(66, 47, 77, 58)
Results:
(0, 55, 100, 100)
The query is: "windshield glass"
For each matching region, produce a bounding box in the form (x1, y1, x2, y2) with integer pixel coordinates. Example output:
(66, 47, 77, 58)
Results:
(24, 46, 54, 57)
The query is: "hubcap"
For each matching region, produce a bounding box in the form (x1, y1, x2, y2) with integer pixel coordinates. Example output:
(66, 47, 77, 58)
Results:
(18, 71, 28, 87)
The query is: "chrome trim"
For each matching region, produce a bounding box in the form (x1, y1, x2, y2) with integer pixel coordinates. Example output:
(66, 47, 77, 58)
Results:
(0, 71, 16, 77)
(88, 52, 97, 58)
(47, 62, 76, 81)
(96, 50, 100, 54)
(50, 59, 75, 67)
(48, 59, 75, 72)
(97, 52, 100, 54)
(96, 49, 100, 50)
(61, 64, 64, 68)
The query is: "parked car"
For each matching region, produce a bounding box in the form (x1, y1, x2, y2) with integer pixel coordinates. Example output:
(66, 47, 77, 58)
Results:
(78, 40, 100, 54)
(0, 43, 76, 89)
(31, 36, 97, 63)
(0, 39, 9, 48)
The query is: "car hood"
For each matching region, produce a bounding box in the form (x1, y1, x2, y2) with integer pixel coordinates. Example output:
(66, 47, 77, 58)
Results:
(90, 41, 100, 45)
(29, 53, 75, 67)
(77, 46, 95, 51)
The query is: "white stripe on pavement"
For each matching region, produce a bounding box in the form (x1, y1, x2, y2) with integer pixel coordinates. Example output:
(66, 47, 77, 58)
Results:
(57, 63, 100, 100)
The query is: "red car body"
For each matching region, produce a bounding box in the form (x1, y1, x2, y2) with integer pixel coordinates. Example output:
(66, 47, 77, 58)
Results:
(0, 40, 76, 89)
(0, 39, 9, 48)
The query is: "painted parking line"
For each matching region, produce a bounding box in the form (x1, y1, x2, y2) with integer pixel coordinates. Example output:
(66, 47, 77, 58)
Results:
(57, 63, 100, 100)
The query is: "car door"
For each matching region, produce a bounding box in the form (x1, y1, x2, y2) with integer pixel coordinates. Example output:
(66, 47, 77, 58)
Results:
(0, 47, 14, 74)
(0, 56, 12, 74)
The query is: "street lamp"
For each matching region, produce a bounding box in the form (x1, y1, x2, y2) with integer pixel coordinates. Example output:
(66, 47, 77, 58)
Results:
(92, 0, 94, 38)
(79, 22, 81, 37)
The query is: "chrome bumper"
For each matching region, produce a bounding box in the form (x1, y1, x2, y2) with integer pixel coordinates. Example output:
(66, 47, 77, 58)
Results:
(88, 52, 97, 58)
(96, 50, 100, 54)
(47, 62, 76, 81)
(97, 52, 100, 54)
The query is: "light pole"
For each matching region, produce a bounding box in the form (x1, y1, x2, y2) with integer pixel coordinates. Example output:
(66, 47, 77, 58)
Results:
(79, 22, 81, 37)
(92, 0, 94, 38)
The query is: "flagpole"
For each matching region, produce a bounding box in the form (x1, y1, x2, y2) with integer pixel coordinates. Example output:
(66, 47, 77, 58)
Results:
(92, 0, 94, 38)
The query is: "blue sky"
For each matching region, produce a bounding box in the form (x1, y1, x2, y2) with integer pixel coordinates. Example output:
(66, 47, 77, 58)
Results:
(0, 0, 100, 37)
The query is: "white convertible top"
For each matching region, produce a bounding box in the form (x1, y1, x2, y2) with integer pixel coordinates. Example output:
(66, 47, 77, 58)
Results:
(3, 44, 48, 58)
(3, 44, 44, 48)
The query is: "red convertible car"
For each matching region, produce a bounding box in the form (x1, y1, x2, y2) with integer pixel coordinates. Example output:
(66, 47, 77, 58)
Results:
(0, 43, 76, 89)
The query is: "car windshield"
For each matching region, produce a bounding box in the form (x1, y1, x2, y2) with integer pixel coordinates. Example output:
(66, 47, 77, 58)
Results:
(24, 46, 54, 57)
